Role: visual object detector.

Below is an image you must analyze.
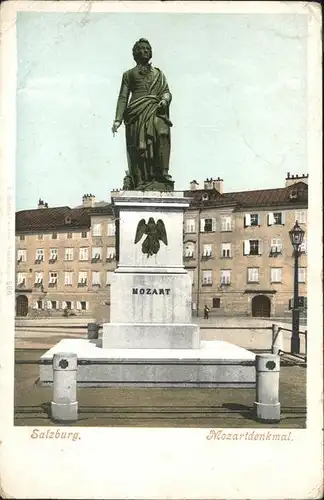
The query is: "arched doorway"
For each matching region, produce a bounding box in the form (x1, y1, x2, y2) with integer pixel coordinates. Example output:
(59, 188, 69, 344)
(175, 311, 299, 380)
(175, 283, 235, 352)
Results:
(251, 295, 271, 317)
(16, 295, 28, 317)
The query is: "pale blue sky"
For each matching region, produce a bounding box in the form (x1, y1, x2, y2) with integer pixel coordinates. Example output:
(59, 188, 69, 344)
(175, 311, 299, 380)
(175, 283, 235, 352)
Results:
(16, 12, 307, 210)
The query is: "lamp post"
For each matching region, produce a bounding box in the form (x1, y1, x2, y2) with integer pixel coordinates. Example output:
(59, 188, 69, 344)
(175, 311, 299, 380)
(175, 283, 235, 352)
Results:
(289, 221, 305, 354)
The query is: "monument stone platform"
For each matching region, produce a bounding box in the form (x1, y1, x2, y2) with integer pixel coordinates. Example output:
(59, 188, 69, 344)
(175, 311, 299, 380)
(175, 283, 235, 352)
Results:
(39, 339, 256, 387)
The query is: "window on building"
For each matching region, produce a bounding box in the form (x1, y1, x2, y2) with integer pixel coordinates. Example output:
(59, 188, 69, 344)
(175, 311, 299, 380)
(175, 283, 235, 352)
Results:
(298, 267, 306, 283)
(184, 242, 195, 258)
(52, 233, 57, 239)
(91, 247, 102, 261)
(76, 301, 88, 311)
(202, 270, 212, 285)
(106, 247, 116, 260)
(221, 216, 232, 232)
(67, 232, 73, 239)
(221, 243, 231, 258)
(35, 272, 44, 286)
(78, 271, 88, 285)
(48, 272, 58, 285)
(212, 297, 221, 308)
(295, 210, 307, 224)
(244, 213, 260, 227)
(46, 300, 58, 310)
(19, 235, 25, 241)
(79, 247, 89, 261)
(37, 234, 43, 240)
(106, 271, 112, 286)
(270, 267, 282, 283)
(35, 249, 44, 262)
(220, 269, 231, 285)
(49, 248, 58, 261)
(107, 222, 115, 236)
(92, 271, 101, 286)
(17, 249, 27, 262)
(92, 223, 102, 237)
(200, 218, 216, 232)
(202, 243, 212, 257)
(64, 248, 74, 261)
(243, 239, 262, 255)
(17, 272, 26, 286)
(270, 238, 283, 254)
(64, 272, 73, 286)
(185, 219, 196, 233)
(267, 212, 285, 226)
(247, 268, 260, 283)
(81, 231, 88, 239)
(63, 300, 73, 310)
(36, 300, 43, 310)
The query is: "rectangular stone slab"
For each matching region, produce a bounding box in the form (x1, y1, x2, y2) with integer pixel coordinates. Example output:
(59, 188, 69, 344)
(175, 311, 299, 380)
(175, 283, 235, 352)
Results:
(39, 340, 256, 388)
(102, 323, 200, 349)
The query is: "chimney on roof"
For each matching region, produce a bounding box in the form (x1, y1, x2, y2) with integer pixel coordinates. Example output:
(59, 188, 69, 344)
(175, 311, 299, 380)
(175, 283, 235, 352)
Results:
(285, 172, 309, 187)
(189, 180, 199, 191)
(204, 178, 214, 190)
(38, 198, 48, 209)
(212, 177, 224, 194)
(82, 193, 96, 208)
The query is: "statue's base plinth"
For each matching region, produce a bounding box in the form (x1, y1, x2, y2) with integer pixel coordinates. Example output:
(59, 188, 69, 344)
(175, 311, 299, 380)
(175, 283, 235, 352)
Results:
(102, 323, 200, 349)
(133, 178, 174, 192)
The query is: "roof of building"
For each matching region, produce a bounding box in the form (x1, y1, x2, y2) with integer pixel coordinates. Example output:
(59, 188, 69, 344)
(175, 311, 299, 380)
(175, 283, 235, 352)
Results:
(16, 181, 308, 231)
(15, 204, 113, 232)
(185, 181, 308, 209)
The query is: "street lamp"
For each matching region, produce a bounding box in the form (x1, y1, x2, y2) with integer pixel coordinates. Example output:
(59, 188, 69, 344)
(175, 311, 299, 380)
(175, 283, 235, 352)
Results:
(289, 221, 305, 354)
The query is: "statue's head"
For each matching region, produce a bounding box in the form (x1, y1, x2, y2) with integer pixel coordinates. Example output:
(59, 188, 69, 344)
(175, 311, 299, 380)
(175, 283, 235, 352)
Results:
(132, 38, 152, 64)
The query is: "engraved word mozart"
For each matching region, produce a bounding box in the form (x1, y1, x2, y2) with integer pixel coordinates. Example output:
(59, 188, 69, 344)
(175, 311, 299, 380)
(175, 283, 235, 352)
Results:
(132, 288, 171, 295)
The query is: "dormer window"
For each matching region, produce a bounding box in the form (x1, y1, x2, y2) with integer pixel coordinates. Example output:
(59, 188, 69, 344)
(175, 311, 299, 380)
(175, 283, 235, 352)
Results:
(289, 190, 298, 200)
(202, 193, 209, 201)
(65, 216, 71, 224)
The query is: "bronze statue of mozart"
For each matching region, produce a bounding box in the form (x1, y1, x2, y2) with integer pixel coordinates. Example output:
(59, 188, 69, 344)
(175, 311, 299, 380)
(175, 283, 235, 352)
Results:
(112, 38, 174, 191)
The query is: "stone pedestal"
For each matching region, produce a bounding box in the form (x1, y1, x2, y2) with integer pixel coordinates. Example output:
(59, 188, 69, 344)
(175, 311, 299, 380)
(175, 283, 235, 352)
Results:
(39, 191, 261, 409)
(102, 191, 200, 350)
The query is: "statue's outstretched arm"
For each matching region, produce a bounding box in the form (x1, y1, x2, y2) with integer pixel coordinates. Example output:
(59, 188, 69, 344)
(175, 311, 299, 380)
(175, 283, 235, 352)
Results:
(115, 72, 130, 122)
(112, 72, 130, 135)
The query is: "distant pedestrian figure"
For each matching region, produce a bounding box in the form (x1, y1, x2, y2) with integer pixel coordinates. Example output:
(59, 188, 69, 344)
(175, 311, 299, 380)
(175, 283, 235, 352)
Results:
(204, 305, 210, 320)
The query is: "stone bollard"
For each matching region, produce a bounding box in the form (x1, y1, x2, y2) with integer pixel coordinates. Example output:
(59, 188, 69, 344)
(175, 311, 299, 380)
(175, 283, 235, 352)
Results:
(87, 322, 100, 339)
(51, 352, 78, 422)
(254, 354, 280, 422)
(271, 323, 283, 355)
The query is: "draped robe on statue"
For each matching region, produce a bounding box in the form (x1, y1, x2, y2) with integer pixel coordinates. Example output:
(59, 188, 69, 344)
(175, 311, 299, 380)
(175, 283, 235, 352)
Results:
(115, 64, 174, 190)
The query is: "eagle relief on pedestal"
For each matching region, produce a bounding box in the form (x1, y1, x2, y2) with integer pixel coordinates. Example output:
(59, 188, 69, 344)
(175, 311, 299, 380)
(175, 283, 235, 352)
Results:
(134, 217, 168, 257)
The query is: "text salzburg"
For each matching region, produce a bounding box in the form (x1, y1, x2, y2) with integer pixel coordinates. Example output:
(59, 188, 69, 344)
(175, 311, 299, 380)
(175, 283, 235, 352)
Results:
(132, 288, 171, 295)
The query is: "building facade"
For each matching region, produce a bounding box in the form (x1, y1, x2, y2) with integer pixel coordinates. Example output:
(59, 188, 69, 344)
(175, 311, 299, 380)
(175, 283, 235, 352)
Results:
(15, 174, 308, 320)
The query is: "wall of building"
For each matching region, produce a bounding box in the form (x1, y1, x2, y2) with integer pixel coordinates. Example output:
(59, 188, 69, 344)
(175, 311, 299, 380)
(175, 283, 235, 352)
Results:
(183, 204, 307, 317)
(15, 214, 118, 321)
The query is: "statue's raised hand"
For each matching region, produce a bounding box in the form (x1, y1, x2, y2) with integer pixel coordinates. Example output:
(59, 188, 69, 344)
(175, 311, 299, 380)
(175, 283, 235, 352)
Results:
(112, 120, 121, 136)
